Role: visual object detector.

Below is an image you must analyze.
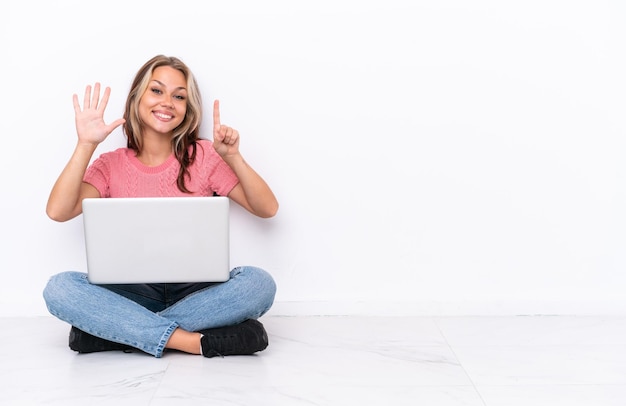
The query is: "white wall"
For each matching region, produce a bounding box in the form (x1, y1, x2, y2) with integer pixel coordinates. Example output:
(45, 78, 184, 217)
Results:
(2, 0, 625, 317)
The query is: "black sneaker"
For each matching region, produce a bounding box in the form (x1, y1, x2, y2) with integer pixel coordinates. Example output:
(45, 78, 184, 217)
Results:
(69, 326, 134, 354)
(199, 319, 269, 358)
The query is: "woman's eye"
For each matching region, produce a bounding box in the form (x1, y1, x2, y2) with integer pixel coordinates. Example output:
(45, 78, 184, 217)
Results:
(151, 88, 162, 94)
(175, 95, 186, 100)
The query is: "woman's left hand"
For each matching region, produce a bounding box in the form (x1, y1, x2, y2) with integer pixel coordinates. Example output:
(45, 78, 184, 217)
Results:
(212, 100, 240, 158)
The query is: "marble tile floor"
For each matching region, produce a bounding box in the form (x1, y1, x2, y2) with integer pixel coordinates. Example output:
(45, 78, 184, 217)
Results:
(1, 315, 626, 405)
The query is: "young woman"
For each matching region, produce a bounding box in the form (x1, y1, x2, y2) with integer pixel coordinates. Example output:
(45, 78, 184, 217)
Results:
(43, 55, 278, 358)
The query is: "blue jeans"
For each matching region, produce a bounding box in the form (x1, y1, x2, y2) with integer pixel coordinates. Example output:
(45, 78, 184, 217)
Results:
(43, 266, 276, 358)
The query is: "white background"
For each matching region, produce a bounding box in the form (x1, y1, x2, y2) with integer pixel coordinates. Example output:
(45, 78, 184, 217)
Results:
(2, 0, 625, 316)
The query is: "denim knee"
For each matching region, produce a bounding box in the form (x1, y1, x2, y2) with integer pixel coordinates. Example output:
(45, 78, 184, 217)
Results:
(42, 271, 85, 316)
(236, 266, 277, 317)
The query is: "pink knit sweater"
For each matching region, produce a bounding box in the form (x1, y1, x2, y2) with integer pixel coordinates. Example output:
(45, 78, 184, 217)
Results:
(84, 139, 239, 198)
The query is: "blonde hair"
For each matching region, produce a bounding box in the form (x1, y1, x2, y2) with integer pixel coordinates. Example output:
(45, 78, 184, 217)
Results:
(123, 55, 203, 193)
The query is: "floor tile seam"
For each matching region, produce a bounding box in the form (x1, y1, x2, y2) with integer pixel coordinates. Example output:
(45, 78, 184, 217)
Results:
(146, 360, 173, 403)
(432, 318, 489, 406)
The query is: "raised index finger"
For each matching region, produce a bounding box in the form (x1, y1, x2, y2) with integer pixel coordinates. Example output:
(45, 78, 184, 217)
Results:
(213, 99, 221, 128)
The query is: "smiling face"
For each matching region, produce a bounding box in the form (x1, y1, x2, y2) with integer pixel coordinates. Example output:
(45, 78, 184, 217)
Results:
(138, 66, 188, 137)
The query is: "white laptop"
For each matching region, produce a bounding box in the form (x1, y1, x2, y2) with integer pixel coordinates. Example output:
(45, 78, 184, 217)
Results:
(82, 196, 230, 284)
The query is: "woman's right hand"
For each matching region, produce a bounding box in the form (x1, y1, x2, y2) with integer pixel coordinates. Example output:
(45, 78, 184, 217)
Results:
(73, 83, 125, 145)
(46, 84, 125, 222)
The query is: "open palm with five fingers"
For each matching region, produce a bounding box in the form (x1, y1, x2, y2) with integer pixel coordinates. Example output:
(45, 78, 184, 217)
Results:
(73, 83, 125, 146)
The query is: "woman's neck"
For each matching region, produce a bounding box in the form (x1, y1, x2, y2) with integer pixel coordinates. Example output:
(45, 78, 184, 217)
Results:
(136, 132, 172, 167)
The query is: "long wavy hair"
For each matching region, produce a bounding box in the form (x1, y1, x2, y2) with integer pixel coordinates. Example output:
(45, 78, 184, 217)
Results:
(123, 55, 203, 193)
